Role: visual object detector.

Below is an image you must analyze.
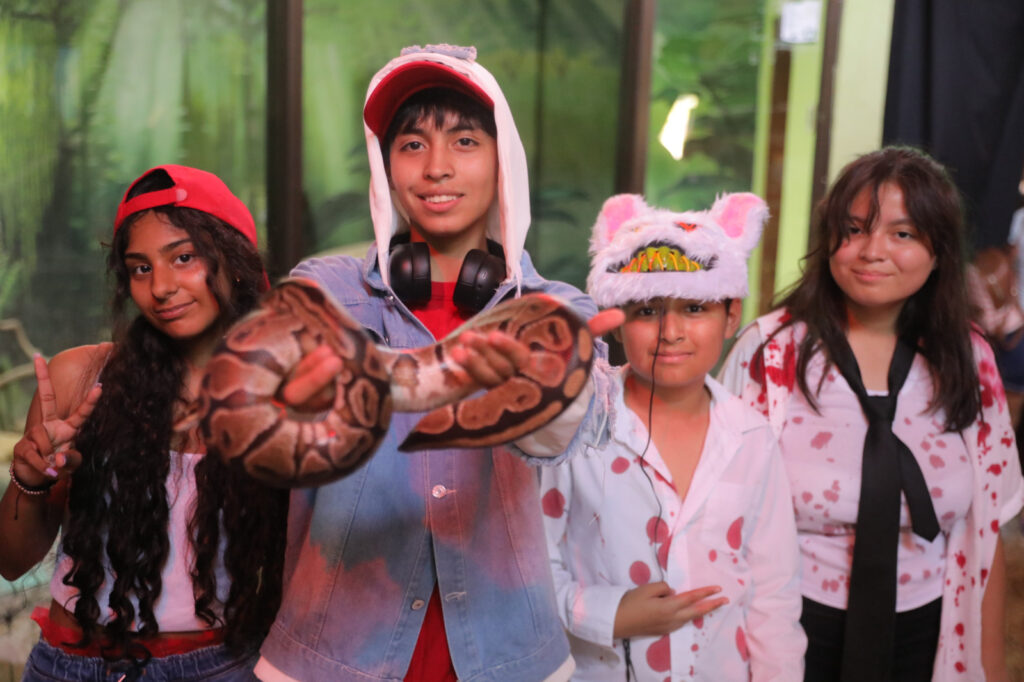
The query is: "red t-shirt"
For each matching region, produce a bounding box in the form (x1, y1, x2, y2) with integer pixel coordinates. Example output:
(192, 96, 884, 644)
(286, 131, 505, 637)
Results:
(404, 281, 468, 682)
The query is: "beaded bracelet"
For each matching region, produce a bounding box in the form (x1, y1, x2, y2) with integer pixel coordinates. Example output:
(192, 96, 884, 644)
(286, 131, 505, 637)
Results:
(8, 461, 56, 496)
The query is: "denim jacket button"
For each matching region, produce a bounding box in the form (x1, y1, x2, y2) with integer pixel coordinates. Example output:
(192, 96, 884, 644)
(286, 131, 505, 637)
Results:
(431, 484, 448, 499)
(411, 598, 426, 610)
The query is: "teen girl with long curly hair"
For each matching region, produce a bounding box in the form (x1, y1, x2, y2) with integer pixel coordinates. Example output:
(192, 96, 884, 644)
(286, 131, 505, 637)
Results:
(1, 165, 288, 681)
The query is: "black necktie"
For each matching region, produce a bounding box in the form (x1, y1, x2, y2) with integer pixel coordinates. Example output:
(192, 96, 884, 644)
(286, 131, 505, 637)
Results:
(829, 334, 941, 682)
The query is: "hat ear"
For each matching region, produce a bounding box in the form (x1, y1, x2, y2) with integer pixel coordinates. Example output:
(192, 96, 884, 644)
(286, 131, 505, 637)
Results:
(709, 192, 768, 255)
(592, 194, 648, 250)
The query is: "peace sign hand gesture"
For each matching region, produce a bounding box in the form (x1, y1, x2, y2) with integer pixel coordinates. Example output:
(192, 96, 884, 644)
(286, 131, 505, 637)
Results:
(11, 352, 104, 488)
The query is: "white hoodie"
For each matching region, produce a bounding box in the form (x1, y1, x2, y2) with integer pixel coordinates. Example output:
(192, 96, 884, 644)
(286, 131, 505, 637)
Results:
(363, 44, 531, 292)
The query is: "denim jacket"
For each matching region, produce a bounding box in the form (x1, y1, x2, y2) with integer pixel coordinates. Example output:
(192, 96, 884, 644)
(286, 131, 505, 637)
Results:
(259, 249, 598, 681)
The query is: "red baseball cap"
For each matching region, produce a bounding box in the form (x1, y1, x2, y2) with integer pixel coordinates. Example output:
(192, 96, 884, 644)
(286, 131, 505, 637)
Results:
(363, 60, 494, 138)
(113, 164, 258, 247)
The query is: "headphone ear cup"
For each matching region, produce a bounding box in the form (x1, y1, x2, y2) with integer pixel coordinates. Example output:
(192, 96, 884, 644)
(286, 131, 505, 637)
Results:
(389, 241, 431, 305)
(454, 248, 506, 312)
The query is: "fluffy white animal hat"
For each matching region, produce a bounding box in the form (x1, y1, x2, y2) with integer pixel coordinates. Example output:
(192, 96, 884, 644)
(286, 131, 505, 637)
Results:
(586, 192, 767, 308)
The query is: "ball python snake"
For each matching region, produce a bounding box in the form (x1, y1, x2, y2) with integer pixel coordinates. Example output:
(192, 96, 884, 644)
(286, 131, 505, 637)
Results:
(195, 278, 594, 487)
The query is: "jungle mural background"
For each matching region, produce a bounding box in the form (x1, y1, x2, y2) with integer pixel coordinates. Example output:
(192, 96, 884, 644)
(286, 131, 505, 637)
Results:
(0, 0, 762, 433)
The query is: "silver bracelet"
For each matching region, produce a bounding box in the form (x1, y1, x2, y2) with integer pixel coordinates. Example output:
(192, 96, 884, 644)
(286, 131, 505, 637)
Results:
(8, 461, 55, 496)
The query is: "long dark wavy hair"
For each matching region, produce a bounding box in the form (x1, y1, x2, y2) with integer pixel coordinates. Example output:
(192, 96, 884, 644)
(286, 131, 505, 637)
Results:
(61, 169, 289, 655)
(769, 146, 980, 431)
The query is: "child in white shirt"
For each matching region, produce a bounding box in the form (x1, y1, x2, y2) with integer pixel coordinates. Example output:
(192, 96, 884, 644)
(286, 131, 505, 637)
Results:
(540, 193, 805, 680)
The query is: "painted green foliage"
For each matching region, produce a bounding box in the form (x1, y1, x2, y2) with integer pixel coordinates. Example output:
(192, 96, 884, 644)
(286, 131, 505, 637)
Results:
(645, 0, 764, 211)
(0, 0, 266, 428)
(0, 0, 761, 431)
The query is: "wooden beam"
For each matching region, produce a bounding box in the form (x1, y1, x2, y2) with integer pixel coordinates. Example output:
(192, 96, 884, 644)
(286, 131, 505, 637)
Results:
(760, 35, 791, 315)
(266, 0, 304, 279)
(810, 0, 843, 214)
(614, 0, 656, 194)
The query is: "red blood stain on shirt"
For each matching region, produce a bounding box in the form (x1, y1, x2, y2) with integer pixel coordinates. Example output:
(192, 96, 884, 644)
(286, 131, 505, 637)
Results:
(801, 491, 813, 504)
(735, 627, 750, 662)
(611, 457, 630, 474)
(694, 615, 704, 629)
(991, 520, 1000, 533)
(541, 488, 565, 518)
(955, 661, 966, 673)
(920, 440, 932, 451)
(987, 463, 1002, 475)
(977, 420, 992, 448)
(646, 635, 671, 672)
(647, 517, 669, 544)
(929, 455, 945, 469)
(811, 431, 833, 449)
(708, 549, 717, 562)
(931, 487, 943, 498)
(793, 415, 804, 424)
(691, 643, 699, 652)
(630, 561, 651, 586)
(899, 573, 911, 585)
(955, 552, 966, 568)
(727, 517, 744, 550)
(764, 340, 797, 391)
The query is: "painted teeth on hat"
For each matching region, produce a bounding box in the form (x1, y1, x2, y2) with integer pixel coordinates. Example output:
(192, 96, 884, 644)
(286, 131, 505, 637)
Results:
(616, 246, 714, 273)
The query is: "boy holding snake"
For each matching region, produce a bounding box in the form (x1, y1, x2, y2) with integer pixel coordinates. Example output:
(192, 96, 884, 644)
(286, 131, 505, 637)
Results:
(254, 44, 618, 682)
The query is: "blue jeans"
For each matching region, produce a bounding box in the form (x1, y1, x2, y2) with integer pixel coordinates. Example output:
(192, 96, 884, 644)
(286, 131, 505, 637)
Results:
(21, 638, 259, 682)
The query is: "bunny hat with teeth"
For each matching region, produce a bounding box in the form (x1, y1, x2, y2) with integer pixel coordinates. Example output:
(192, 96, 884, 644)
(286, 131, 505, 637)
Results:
(586, 192, 768, 308)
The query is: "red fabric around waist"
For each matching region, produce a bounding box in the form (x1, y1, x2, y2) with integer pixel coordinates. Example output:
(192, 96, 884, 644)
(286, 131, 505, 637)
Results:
(32, 606, 225, 659)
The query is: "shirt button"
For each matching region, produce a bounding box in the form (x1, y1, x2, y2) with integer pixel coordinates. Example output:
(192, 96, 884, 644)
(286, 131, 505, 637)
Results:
(431, 484, 448, 499)
(411, 599, 426, 610)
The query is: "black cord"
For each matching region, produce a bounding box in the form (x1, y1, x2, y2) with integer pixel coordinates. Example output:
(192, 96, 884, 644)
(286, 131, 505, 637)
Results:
(623, 302, 668, 681)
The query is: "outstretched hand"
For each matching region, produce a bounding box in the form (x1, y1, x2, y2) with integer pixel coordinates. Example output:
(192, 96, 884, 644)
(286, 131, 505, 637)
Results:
(11, 353, 104, 487)
(613, 582, 728, 639)
(280, 306, 625, 408)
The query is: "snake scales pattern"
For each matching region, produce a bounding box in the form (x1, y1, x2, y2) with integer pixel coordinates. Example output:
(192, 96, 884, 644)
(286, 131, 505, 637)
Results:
(197, 278, 594, 487)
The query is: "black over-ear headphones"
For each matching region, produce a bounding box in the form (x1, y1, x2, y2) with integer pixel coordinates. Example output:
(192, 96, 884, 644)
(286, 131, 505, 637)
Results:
(388, 234, 507, 312)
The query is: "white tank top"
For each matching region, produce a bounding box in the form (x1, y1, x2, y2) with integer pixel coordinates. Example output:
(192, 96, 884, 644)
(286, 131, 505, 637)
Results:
(50, 451, 229, 632)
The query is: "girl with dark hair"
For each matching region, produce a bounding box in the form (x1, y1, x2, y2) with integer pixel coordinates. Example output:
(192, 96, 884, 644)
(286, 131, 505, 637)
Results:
(720, 147, 1023, 681)
(1, 165, 288, 681)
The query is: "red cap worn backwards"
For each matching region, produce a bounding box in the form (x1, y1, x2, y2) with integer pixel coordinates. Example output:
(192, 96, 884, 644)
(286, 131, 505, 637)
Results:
(363, 60, 494, 138)
(113, 164, 258, 247)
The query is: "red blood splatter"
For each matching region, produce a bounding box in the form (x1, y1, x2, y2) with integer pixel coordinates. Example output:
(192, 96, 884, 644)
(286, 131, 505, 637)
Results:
(955, 662, 966, 673)
(899, 573, 911, 585)
(647, 517, 669, 544)
(629, 561, 651, 586)
(708, 549, 717, 562)
(823, 489, 839, 503)
(801, 491, 813, 504)
(1002, 435, 1014, 447)
(764, 340, 797, 390)
(646, 635, 671, 672)
(955, 552, 966, 568)
(541, 488, 565, 518)
(793, 415, 804, 424)
(691, 643, 699, 652)
(981, 568, 989, 583)
(931, 487, 943, 498)
(694, 615, 704, 629)
(929, 455, 945, 469)
(991, 520, 1000, 533)
(611, 457, 630, 474)
(987, 463, 1002, 475)
(735, 627, 750, 662)
(977, 421, 992, 448)
(811, 431, 833, 449)
(920, 440, 932, 451)
(727, 517, 744, 550)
